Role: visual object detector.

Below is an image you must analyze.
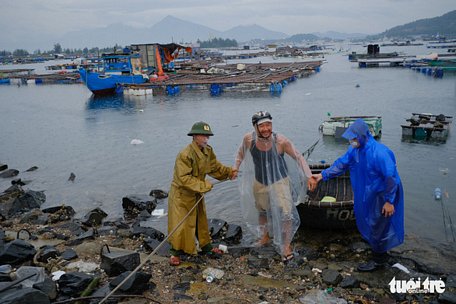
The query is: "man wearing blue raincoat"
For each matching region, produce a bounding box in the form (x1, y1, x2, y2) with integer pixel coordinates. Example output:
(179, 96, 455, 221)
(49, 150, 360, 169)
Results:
(313, 119, 404, 272)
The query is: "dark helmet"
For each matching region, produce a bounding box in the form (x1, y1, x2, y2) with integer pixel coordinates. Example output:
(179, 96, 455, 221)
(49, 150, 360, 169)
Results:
(252, 111, 272, 126)
(187, 121, 214, 136)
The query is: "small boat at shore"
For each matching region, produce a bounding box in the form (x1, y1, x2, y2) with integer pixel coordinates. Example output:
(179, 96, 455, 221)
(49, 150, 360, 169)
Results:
(79, 52, 147, 95)
(401, 113, 453, 142)
(297, 164, 355, 230)
(320, 115, 382, 139)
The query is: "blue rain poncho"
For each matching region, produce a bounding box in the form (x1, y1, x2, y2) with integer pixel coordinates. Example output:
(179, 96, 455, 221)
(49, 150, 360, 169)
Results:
(321, 119, 404, 252)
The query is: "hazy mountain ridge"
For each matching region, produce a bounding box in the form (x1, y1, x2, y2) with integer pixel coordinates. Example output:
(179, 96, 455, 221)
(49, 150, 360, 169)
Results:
(5, 11, 455, 51)
(372, 10, 456, 39)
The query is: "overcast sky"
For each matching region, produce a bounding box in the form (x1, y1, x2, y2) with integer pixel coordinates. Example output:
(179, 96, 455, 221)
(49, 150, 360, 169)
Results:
(1, 0, 454, 51)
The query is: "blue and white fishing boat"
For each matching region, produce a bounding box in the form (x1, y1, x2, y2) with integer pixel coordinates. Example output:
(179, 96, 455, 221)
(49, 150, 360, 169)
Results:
(79, 52, 147, 95)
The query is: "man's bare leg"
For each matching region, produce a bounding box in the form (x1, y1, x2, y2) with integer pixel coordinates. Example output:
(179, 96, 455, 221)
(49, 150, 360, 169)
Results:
(256, 212, 270, 246)
(282, 219, 293, 259)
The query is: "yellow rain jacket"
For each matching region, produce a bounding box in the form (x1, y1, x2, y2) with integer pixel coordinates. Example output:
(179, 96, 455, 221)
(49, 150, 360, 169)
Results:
(168, 141, 232, 255)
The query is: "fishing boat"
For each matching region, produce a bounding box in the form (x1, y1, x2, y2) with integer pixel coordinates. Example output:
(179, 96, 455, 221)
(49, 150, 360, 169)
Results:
(401, 113, 453, 142)
(79, 52, 147, 95)
(297, 164, 355, 229)
(320, 115, 382, 139)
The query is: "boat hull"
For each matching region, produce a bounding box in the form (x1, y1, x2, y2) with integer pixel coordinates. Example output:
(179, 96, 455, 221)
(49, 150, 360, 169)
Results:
(79, 69, 146, 95)
(320, 116, 382, 139)
(298, 164, 356, 230)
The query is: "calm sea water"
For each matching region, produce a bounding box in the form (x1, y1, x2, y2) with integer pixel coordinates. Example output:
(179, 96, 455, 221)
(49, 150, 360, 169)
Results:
(1, 45, 455, 243)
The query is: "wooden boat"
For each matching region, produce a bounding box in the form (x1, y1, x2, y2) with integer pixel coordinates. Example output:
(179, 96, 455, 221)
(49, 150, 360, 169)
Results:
(320, 115, 382, 139)
(297, 164, 355, 229)
(401, 113, 453, 142)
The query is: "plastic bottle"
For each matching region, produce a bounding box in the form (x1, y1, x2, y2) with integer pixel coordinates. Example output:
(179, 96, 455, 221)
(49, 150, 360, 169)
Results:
(206, 274, 215, 283)
(435, 188, 442, 200)
(203, 267, 224, 283)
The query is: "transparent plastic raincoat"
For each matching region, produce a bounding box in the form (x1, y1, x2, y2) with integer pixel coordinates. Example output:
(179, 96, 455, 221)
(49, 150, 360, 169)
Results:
(235, 131, 312, 255)
(321, 119, 404, 252)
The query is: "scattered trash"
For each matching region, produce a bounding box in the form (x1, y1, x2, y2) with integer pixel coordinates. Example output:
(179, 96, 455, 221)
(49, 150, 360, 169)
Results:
(312, 267, 322, 274)
(392, 262, 410, 274)
(435, 188, 442, 200)
(130, 139, 144, 145)
(52, 270, 65, 281)
(218, 244, 228, 253)
(203, 267, 224, 283)
(439, 168, 449, 175)
(151, 209, 166, 217)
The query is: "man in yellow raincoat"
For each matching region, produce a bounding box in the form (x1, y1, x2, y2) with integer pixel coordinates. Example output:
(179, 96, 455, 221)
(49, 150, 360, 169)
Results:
(168, 121, 237, 266)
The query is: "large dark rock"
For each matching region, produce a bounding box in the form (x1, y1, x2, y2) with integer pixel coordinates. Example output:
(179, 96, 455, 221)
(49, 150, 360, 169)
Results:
(20, 209, 49, 225)
(61, 248, 78, 261)
(33, 277, 57, 300)
(223, 224, 242, 245)
(340, 275, 359, 288)
(122, 195, 157, 218)
(100, 245, 140, 277)
(0, 163, 8, 172)
(55, 221, 86, 236)
(7, 189, 46, 217)
(110, 271, 153, 294)
(143, 237, 170, 257)
(58, 272, 94, 296)
(149, 189, 168, 199)
(0, 169, 19, 178)
(0, 239, 37, 265)
(208, 218, 228, 240)
(42, 205, 75, 223)
(131, 221, 165, 241)
(66, 228, 96, 246)
(321, 269, 342, 285)
(36, 245, 60, 263)
(81, 207, 108, 227)
(0, 287, 50, 304)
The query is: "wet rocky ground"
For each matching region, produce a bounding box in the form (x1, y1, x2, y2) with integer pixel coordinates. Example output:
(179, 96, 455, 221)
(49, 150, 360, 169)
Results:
(1, 163, 456, 303)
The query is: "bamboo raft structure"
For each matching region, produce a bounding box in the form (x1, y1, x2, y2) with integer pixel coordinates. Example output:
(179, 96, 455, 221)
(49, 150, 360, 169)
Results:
(123, 61, 323, 96)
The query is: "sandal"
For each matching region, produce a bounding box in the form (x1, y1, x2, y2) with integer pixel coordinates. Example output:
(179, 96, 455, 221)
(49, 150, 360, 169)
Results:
(282, 253, 294, 264)
(169, 255, 181, 266)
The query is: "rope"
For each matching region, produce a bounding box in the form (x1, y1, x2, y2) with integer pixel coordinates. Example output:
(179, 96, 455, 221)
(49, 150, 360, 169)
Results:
(99, 178, 227, 304)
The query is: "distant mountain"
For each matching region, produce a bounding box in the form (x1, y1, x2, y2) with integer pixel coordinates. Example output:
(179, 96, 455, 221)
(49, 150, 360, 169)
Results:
(372, 10, 456, 39)
(58, 15, 288, 49)
(222, 24, 287, 42)
(148, 15, 223, 43)
(312, 31, 367, 40)
(283, 33, 320, 43)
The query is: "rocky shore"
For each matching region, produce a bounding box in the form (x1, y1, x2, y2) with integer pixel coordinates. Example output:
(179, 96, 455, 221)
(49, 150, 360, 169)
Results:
(1, 163, 456, 303)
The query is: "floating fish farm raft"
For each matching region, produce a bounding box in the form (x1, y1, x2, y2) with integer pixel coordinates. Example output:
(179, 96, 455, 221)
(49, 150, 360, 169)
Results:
(122, 61, 323, 96)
